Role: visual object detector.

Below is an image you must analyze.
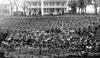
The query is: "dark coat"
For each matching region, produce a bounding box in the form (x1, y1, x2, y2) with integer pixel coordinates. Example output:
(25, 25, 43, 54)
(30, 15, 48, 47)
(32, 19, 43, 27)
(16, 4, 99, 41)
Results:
(0, 52, 5, 58)
(0, 33, 4, 45)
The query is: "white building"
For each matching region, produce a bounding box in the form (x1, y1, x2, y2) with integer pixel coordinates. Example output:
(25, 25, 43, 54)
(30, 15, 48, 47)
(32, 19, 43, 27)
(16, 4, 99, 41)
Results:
(26, 0, 70, 15)
(0, 4, 11, 15)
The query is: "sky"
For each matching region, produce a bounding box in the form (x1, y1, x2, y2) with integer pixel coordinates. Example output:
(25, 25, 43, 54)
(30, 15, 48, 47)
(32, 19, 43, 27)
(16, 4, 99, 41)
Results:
(0, 0, 99, 13)
(0, 0, 9, 4)
(0, 0, 23, 11)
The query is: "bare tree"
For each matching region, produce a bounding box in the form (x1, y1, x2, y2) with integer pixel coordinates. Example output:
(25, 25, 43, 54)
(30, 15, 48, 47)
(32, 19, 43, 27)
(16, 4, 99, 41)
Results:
(21, 0, 28, 15)
(93, 0, 100, 14)
(77, 0, 87, 14)
(84, 0, 93, 13)
(9, 0, 14, 15)
(93, 0, 98, 14)
(14, 0, 22, 12)
(68, 0, 77, 14)
(86, 0, 93, 4)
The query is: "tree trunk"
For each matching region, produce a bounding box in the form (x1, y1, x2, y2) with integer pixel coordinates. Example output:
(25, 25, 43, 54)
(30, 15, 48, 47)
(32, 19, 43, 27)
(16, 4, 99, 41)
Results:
(78, 8, 81, 14)
(99, 6, 100, 14)
(84, 7, 86, 13)
(94, 0, 98, 15)
(16, 5, 18, 12)
(9, 0, 13, 16)
(81, 8, 82, 14)
(83, 7, 86, 14)
(23, 0, 26, 15)
(82, 8, 84, 14)
(23, 8, 26, 15)
(10, 6, 13, 16)
(95, 7, 97, 15)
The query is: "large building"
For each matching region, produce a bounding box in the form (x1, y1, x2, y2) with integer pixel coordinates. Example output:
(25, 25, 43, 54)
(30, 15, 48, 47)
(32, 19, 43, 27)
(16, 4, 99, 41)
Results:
(26, 0, 70, 15)
(0, 4, 11, 15)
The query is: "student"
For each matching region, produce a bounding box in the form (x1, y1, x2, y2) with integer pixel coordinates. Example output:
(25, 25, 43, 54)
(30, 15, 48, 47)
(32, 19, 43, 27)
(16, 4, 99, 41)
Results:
(0, 47, 5, 58)
(95, 25, 100, 41)
(0, 33, 4, 46)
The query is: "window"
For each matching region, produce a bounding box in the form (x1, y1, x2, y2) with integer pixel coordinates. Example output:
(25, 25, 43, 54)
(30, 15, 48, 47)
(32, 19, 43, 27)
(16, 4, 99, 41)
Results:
(56, 2, 60, 6)
(62, 2, 66, 6)
(3, 6, 7, 9)
(62, 2, 65, 6)
(57, 9, 59, 12)
(38, 2, 41, 6)
(33, 2, 37, 6)
(50, 2, 54, 6)
(27, 2, 30, 6)
(44, 2, 48, 6)
(50, 8, 54, 12)
(4, 11, 8, 14)
(29, 2, 32, 6)
(44, 9, 48, 13)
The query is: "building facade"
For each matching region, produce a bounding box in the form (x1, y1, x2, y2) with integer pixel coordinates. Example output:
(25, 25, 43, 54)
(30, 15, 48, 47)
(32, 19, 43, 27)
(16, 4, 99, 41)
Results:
(0, 4, 11, 15)
(26, 0, 70, 15)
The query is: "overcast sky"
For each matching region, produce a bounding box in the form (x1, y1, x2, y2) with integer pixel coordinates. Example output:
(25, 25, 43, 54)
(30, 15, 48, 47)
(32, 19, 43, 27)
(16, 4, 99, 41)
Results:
(0, 0, 9, 4)
(0, 0, 99, 13)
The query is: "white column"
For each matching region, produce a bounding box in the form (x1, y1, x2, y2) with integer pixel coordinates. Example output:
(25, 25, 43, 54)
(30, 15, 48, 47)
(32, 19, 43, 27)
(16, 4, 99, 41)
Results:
(41, 0, 44, 16)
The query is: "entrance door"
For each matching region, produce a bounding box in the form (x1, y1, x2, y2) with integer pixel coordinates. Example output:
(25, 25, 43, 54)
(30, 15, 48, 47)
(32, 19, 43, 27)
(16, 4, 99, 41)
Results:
(50, 8, 54, 15)
(39, 10, 41, 15)
(62, 9, 64, 14)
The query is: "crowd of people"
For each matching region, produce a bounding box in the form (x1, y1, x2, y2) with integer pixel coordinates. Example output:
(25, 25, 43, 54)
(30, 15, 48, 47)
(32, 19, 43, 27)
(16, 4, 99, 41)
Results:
(2, 15, 98, 31)
(0, 25, 100, 57)
(0, 16, 100, 58)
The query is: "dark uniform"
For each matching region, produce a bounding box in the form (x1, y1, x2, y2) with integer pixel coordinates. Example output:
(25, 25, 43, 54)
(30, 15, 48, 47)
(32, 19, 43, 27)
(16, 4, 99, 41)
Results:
(95, 26, 100, 42)
(0, 33, 5, 58)
(0, 33, 3, 45)
(0, 52, 5, 58)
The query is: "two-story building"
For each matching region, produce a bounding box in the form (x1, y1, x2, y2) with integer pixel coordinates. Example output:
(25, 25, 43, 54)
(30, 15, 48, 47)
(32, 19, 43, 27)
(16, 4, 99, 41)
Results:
(0, 4, 11, 15)
(26, 0, 70, 15)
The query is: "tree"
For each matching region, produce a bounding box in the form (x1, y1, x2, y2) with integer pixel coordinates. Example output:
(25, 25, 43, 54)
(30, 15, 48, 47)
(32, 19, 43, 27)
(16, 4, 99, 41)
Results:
(93, 0, 100, 14)
(9, 0, 22, 15)
(9, 0, 14, 15)
(21, 0, 28, 15)
(97, 0, 100, 13)
(77, 0, 87, 14)
(86, 0, 93, 4)
(93, 0, 98, 14)
(68, 0, 77, 14)
(14, 0, 22, 12)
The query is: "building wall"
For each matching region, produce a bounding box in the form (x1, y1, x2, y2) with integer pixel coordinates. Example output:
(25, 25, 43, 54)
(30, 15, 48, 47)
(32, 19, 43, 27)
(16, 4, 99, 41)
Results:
(26, 0, 70, 15)
(0, 4, 11, 15)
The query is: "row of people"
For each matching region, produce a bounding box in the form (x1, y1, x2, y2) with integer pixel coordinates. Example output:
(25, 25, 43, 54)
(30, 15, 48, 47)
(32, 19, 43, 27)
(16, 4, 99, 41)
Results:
(1, 26, 100, 56)
(1, 16, 98, 32)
